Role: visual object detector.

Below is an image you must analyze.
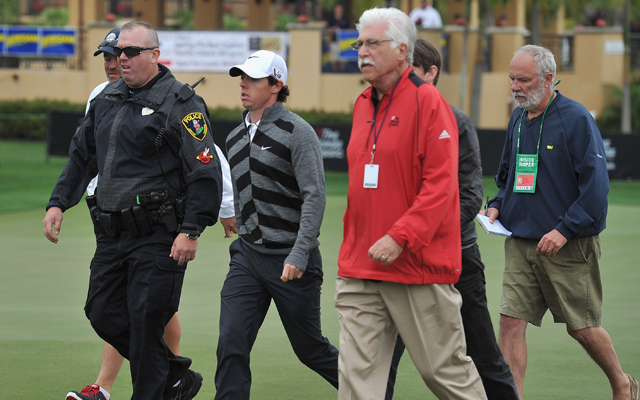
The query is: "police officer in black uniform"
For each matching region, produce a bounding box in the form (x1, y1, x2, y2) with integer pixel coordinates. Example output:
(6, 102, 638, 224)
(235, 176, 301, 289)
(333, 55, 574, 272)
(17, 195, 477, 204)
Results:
(43, 21, 222, 400)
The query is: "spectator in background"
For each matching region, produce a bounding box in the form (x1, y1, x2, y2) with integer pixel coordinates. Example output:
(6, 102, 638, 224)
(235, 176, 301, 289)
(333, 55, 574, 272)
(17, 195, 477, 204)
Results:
(325, 3, 350, 72)
(409, 0, 442, 29)
(327, 4, 349, 30)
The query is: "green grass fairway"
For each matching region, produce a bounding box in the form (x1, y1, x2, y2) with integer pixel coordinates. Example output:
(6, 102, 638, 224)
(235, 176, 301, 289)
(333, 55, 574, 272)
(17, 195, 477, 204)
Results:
(1, 141, 639, 399)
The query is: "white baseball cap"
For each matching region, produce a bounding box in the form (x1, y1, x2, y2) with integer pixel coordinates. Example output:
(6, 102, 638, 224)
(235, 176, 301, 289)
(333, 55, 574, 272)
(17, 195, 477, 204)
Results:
(229, 50, 288, 85)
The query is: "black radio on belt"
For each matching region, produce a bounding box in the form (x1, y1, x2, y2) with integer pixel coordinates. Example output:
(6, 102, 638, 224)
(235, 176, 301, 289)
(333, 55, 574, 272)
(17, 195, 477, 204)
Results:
(175, 195, 186, 218)
(137, 191, 167, 210)
(136, 191, 183, 233)
(159, 201, 178, 232)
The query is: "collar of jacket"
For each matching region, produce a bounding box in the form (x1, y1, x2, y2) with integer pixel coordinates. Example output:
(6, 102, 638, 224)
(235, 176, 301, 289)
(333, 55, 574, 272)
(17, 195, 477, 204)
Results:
(241, 101, 286, 126)
(101, 63, 176, 105)
(359, 66, 414, 103)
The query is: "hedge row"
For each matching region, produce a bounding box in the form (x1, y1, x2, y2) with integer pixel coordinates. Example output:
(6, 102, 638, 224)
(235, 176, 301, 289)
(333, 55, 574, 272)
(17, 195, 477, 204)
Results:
(210, 106, 354, 124)
(0, 100, 354, 141)
(0, 100, 85, 140)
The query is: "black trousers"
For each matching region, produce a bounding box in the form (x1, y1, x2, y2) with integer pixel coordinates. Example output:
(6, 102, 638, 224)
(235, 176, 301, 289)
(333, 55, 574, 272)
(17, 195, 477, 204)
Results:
(84, 230, 191, 400)
(386, 243, 519, 400)
(214, 239, 339, 400)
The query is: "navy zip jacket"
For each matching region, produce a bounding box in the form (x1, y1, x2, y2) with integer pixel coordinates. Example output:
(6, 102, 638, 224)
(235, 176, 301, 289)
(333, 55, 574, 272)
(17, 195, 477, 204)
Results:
(490, 91, 609, 240)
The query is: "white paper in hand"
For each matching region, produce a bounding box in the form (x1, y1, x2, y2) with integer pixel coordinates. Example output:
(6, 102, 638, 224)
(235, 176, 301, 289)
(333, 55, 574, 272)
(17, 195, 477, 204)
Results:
(476, 214, 512, 237)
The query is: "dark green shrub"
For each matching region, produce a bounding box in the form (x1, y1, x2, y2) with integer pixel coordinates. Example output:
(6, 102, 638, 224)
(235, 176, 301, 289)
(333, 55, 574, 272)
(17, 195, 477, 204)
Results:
(40, 7, 68, 26)
(0, 100, 84, 140)
(0, 101, 353, 141)
(0, 0, 19, 24)
(208, 106, 353, 124)
(597, 78, 640, 134)
(223, 14, 247, 31)
(173, 8, 194, 30)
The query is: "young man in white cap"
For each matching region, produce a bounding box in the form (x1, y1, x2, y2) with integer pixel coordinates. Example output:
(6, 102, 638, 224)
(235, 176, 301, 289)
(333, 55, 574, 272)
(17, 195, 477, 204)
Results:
(214, 50, 339, 399)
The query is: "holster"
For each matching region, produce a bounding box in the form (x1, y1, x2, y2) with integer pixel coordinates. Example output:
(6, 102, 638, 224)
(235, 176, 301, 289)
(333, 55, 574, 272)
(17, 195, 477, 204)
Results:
(98, 211, 122, 239)
(121, 205, 154, 238)
(85, 195, 103, 235)
(158, 201, 179, 233)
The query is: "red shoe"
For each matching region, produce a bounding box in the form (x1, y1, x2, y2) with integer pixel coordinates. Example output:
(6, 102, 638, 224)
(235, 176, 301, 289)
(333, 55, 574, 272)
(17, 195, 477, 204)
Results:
(66, 384, 108, 400)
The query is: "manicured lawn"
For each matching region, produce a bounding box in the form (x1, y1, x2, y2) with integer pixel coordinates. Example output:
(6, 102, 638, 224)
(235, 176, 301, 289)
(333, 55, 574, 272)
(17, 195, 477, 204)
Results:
(1, 141, 638, 399)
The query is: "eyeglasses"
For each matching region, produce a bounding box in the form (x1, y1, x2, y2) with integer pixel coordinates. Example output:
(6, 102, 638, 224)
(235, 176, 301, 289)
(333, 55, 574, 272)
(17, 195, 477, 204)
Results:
(351, 39, 394, 50)
(113, 46, 158, 58)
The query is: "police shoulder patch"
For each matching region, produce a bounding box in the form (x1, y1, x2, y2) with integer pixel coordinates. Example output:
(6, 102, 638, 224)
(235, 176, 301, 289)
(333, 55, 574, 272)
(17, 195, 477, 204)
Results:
(182, 112, 208, 141)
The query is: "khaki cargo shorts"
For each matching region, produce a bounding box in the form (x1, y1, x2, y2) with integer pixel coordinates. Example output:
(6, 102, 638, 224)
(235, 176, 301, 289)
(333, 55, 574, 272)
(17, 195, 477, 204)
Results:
(500, 236, 603, 330)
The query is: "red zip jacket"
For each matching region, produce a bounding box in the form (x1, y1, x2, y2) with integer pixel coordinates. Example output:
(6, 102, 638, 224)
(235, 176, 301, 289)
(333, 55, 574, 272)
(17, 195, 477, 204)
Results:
(338, 67, 461, 284)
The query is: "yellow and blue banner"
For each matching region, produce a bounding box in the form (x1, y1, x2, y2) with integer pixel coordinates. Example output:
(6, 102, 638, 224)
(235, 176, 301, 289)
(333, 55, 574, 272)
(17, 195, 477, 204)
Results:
(337, 30, 359, 60)
(1, 26, 76, 56)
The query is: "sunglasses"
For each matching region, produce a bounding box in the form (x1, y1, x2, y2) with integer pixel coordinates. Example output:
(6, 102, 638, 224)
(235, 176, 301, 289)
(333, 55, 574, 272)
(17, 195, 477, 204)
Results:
(113, 46, 158, 58)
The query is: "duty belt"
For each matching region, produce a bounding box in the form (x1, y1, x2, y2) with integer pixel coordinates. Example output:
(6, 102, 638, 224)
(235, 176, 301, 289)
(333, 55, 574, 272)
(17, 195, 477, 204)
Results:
(86, 192, 183, 239)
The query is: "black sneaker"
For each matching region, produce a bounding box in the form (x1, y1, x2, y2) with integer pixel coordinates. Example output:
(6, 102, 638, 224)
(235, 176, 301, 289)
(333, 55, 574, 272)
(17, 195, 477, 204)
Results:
(66, 384, 108, 400)
(164, 369, 203, 400)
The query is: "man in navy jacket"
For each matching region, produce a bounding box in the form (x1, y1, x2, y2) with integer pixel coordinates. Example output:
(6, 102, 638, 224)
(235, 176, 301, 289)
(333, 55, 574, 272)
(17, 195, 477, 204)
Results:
(486, 45, 638, 400)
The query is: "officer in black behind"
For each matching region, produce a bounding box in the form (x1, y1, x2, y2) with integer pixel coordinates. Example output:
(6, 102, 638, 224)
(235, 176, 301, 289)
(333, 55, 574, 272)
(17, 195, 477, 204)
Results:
(43, 21, 222, 400)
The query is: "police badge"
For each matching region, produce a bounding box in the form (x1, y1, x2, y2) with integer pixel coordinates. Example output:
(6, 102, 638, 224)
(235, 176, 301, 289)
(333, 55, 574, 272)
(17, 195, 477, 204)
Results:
(182, 112, 208, 141)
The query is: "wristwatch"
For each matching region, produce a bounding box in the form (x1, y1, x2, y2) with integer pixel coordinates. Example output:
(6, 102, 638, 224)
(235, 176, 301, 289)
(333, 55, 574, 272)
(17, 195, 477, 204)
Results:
(182, 232, 200, 241)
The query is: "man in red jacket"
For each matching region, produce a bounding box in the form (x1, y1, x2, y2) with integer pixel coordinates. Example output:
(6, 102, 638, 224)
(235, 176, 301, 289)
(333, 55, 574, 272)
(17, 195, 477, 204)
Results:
(335, 7, 487, 400)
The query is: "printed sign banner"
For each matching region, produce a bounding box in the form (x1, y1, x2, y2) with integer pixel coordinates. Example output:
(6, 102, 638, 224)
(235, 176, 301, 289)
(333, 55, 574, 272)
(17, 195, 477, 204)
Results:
(5, 27, 38, 55)
(1, 26, 76, 56)
(41, 28, 76, 56)
(157, 31, 289, 72)
(336, 29, 359, 60)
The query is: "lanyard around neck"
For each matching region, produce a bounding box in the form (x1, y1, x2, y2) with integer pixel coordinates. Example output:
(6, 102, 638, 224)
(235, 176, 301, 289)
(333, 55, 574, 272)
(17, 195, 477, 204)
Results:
(370, 76, 401, 164)
(516, 91, 556, 156)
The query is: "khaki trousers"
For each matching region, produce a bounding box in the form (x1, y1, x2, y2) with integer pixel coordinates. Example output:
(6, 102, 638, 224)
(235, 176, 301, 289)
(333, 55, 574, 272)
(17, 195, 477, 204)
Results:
(335, 276, 487, 400)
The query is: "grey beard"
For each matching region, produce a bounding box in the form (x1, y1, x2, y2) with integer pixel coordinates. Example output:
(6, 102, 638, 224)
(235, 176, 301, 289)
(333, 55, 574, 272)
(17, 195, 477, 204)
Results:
(513, 84, 546, 110)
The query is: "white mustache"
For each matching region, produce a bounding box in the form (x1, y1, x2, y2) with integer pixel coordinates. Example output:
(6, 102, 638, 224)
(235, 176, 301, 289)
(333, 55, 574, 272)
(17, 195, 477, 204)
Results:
(358, 57, 375, 70)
